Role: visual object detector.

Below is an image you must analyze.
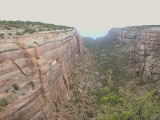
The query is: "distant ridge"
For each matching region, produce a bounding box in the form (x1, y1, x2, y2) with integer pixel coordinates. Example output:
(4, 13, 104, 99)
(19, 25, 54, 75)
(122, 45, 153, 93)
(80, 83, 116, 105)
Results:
(95, 34, 108, 41)
(82, 37, 95, 41)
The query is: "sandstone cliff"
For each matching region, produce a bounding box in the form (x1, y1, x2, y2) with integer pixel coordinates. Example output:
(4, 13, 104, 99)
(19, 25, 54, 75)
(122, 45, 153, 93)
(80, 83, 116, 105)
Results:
(0, 29, 83, 120)
(107, 26, 160, 81)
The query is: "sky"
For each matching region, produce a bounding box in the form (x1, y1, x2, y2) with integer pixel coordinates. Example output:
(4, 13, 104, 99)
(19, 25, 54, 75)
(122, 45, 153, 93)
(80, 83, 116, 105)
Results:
(0, 0, 160, 39)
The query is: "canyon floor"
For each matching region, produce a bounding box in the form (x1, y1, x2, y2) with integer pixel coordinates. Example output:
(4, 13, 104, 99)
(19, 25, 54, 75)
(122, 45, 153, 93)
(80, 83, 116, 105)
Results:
(58, 38, 160, 120)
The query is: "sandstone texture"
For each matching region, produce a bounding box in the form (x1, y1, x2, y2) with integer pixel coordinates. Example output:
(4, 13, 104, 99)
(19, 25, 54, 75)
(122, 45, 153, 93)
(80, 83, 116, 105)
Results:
(108, 26, 160, 81)
(0, 29, 83, 120)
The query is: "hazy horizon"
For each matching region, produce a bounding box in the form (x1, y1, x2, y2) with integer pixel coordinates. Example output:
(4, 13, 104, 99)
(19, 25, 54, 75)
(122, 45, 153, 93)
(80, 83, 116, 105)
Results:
(0, 0, 160, 38)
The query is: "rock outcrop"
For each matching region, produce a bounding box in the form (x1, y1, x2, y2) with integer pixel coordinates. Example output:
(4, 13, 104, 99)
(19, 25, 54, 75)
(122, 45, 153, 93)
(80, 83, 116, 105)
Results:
(107, 26, 160, 81)
(0, 29, 83, 119)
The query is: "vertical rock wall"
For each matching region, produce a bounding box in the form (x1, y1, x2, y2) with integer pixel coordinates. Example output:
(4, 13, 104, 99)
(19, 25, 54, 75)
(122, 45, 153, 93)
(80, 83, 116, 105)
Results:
(0, 30, 83, 120)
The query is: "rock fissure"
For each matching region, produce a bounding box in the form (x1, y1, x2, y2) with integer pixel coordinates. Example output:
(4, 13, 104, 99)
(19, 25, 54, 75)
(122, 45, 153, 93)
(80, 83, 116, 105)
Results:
(1, 59, 27, 76)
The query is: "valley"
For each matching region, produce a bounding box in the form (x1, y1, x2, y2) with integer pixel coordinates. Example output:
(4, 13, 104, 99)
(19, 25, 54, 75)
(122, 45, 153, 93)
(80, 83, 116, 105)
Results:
(0, 21, 160, 120)
(64, 26, 160, 119)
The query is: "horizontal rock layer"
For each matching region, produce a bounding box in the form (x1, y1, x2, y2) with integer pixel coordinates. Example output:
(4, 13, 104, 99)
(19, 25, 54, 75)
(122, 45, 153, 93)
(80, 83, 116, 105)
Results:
(0, 30, 83, 120)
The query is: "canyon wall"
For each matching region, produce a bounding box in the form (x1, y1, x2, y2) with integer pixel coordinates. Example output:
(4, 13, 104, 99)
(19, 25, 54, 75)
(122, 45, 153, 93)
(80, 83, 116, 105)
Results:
(108, 26, 160, 81)
(0, 29, 83, 119)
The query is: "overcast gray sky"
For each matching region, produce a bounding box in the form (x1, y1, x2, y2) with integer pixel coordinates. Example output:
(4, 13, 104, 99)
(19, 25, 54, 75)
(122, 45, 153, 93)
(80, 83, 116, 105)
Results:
(0, 0, 160, 38)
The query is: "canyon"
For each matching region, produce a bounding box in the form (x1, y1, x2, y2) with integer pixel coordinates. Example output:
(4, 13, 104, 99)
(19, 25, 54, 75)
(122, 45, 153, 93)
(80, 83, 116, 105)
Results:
(0, 22, 160, 120)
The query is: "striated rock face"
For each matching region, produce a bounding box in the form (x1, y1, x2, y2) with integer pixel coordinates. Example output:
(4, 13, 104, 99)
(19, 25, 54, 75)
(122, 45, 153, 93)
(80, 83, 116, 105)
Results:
(141, 53, 160, 81)
(116, 27, 160, 60)
(107, 26, 160, 81)
(0, 29, 83, 119)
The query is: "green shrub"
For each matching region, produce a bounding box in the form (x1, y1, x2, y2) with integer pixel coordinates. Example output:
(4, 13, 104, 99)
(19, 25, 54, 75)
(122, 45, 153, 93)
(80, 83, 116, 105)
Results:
(8, 33, 12, 36)
(0, 98, 7, 107)
(100, 87, 110, 95)
(84, 106, 88, 109)
(16, 32, 23, 36)
(107, 93, 118, 105)
(4, 26, 11, 30)
(86, 111, 94, 117)
(73, 90, 80, 96)
(12, 83, 20, 91)
(65, 105, 69, 108)
(23, 28, 36, 34)
(4, 89, 8, 93)
(69, 84, 74, 90)
(100, 97, 108, 104)
(0, 33, 4, 39)
(56, 109, 60, 112)
(108, 69, 113, 75)
(27, 81, 35, 90)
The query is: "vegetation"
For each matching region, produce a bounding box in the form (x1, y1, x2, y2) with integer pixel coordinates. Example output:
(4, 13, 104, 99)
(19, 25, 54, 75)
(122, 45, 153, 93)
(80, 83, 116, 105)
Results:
(97, 77, 160, 120)
(27, 81, 35, 90)
(0, 20, 73, 31)
(0, 98, 8, 107)
(12, 83, 20, 91)
(0, 33, 4, 39)
(0, 20, 73, 39)
(8, 33, 12, 36)
(97, 89, 160, 120)
(123, 25, 160, 30)
(87, 111, 94, 117)
(23, 28, 36, 34)
(82, 36, 160, 120)
(4, 89, 8, 93)
(16, 32, 24, 36)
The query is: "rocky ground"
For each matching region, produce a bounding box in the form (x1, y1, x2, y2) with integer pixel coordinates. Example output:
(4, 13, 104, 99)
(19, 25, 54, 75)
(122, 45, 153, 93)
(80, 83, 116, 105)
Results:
(58, 47, 101, 120)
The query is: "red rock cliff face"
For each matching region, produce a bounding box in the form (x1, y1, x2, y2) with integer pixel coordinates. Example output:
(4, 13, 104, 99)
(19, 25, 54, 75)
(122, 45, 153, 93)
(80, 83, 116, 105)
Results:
(108, 27, 160, 81)
(0, 29, 83, 119)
